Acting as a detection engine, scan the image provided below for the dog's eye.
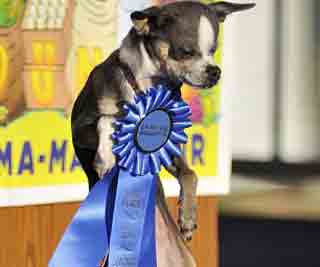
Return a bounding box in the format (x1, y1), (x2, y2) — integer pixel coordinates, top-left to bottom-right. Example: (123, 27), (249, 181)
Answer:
(179, 47), (195, 58)
(170, 46), (197, 60)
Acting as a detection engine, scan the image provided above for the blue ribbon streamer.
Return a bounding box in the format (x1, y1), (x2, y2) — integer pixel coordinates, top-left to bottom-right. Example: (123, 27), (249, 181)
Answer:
(49, 167), (157, 267)
(108, 169), (157, 267)
(49, 167), (118, 267)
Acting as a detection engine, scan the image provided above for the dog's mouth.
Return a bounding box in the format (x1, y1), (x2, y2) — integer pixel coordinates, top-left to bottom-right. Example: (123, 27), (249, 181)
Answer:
(180, 76), (219, 89)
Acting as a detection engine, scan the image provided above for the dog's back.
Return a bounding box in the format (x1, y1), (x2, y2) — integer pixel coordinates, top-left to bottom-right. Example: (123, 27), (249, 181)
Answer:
(71, 50), (125, 189)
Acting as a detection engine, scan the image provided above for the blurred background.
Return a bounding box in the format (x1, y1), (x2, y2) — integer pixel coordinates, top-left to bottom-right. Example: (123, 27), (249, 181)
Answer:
(220, 0), (320, 266)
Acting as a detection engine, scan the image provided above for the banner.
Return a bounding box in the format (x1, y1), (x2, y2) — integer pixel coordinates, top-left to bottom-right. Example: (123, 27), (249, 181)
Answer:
(0, 0), (230, 207)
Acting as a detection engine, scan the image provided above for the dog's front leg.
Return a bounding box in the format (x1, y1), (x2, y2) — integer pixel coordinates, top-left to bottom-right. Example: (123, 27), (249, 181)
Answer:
(94, 115), (116, 178)
(166, 157), (198, 241)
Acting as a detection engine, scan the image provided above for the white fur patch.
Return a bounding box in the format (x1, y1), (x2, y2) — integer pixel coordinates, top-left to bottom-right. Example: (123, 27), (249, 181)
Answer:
(198, 15), (215, 64)
(138, 42), (158, 79)
(94, 116), (116, 177)
(127, 42), (159, 92)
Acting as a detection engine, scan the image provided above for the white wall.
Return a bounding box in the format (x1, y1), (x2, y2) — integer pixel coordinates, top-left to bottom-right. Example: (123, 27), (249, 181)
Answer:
(223, 0), (276, 161)
(224, 0), (320, 163)
(279, 0), (320, 162)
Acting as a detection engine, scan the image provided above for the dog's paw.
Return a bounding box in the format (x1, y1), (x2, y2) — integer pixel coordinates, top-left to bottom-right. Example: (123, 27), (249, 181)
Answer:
(178, 196), (198, 242)
(93, 150), (116, 178)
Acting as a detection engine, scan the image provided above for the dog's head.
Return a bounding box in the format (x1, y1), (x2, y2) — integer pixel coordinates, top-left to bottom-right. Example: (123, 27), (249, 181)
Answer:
(129, 1), (255, 89)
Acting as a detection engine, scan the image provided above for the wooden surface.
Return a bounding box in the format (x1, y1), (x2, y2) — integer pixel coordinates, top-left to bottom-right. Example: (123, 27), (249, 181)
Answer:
(0, 197), (218, 267)
(221, 175), (320, 220)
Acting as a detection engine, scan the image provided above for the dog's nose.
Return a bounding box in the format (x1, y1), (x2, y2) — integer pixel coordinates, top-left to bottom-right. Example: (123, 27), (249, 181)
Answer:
(206, 65), (221, 81)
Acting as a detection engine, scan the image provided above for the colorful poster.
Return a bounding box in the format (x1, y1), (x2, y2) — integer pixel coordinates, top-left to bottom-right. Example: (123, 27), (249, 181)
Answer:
(0, 0), (229, 207)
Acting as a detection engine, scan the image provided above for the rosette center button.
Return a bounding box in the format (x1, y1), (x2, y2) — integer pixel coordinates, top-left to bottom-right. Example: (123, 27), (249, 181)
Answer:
(136, 110), (171, 152)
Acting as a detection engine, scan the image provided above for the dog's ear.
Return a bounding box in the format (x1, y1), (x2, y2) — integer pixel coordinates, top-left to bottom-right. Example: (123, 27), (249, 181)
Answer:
(131, 7), (173, 35)
(209, 1), (255, 22)
(131, 10), (153, 35)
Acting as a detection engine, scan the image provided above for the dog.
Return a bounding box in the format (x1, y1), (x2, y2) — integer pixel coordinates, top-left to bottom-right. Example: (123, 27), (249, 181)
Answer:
(71, 1), (255, 266)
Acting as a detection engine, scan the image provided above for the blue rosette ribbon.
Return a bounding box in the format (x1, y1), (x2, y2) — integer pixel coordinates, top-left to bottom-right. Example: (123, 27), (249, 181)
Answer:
(49, 84), (191, 267)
